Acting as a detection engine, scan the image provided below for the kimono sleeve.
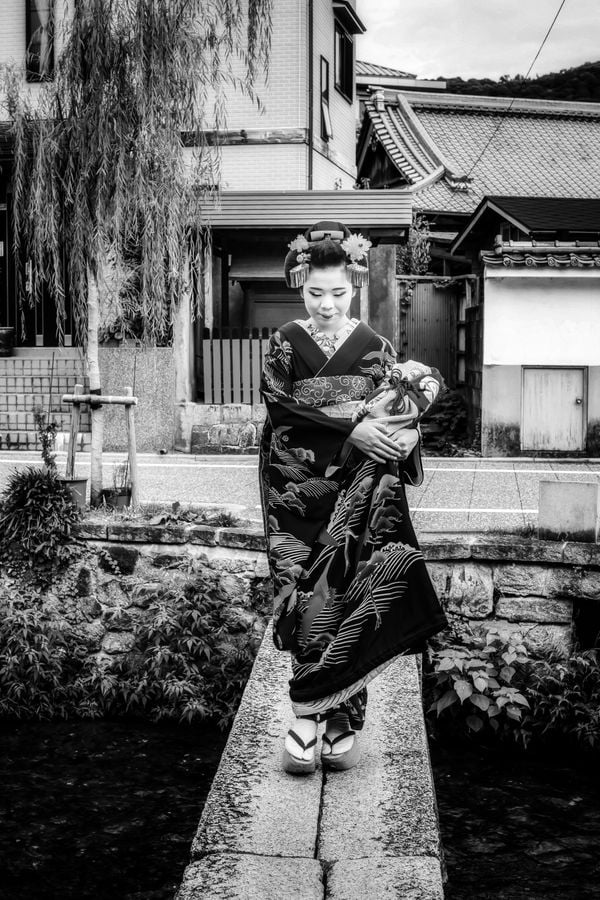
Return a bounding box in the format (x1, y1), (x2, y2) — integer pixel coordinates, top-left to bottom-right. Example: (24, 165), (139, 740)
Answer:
(259, 330), (357, 472)
(379, 337), (425, 487)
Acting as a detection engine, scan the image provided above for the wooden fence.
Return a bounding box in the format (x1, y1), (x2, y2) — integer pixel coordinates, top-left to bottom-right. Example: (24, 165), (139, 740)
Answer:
(200, 328), (274, 404)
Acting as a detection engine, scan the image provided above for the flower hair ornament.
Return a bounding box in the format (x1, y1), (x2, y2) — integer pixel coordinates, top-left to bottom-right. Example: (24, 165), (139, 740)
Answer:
(283, 219), (372, 289)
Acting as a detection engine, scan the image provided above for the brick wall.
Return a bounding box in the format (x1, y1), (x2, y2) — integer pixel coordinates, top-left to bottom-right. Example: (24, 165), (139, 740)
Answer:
(220, 144), (307, 190)
(311, 0), (358, 184)
(311, 148), (356, 189)
(210, 0), (308, 132)
(0, 352), (90, 452)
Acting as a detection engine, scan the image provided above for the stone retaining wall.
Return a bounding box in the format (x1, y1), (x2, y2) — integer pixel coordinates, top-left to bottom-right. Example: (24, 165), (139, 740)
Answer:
(52, 523), (599, 663)
(179, 403), (266, 454)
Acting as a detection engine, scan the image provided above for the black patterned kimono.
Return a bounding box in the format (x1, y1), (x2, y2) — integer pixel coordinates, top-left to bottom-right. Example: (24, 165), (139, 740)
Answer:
(258, 319), (449, 728)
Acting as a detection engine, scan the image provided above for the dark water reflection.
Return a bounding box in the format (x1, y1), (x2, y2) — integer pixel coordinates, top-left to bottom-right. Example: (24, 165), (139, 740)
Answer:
(430, 737), (600, 900)
(0, 718), (229, 900)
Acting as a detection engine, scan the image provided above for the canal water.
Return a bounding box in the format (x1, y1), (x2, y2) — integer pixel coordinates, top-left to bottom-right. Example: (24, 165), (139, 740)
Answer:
(430, 736), (600, 900)
(3, 719), (599, 899)
(0, 718), (229, 900)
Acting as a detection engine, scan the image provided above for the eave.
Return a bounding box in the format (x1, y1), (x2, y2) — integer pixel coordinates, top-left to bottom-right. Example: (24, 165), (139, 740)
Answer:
(202, 190), (412, 230)
(333, 1), (367, 34)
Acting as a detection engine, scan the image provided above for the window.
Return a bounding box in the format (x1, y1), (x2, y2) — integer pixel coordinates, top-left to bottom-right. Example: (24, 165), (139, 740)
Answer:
(26, 0), (54, 82)
(320, 56), (333, 141)
(334, 21), (353, 101)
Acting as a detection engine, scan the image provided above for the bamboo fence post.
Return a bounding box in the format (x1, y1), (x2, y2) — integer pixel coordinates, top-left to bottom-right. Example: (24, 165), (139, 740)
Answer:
(125, 386), (139, 509)
(65, 383), (83, 479)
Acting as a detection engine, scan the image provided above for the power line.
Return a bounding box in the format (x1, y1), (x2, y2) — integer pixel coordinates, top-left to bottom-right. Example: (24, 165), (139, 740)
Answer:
(464, 0), (568, 181)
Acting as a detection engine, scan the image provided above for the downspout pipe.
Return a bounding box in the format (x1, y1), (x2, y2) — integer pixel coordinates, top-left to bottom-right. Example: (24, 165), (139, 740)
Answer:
(308, 0), (314, 190)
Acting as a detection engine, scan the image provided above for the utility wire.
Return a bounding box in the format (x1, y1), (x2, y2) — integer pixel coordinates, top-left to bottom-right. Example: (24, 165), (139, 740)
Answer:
(464, 0), (568, 181)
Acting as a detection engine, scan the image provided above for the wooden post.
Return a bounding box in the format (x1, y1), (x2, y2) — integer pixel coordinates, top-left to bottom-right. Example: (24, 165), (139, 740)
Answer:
(125, 386), (139, 509)
(65, 383), (83, 479)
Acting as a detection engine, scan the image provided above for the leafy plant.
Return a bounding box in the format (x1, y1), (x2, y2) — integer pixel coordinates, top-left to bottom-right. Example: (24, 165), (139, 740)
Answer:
(0, 597), (100, 719)
(425, 625), (532, 742)
(32, 406), (59, 470)
(397, 213), (431, 275)
(521, 647), (600, 750)
(0, 465), (85, 587)
(94, 571), (265, 728)
(0, 567), (267, 726)
(143, 501), (243, 528)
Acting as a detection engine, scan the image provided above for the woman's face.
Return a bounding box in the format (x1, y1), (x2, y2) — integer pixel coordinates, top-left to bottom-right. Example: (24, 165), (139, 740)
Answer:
(301, 264), (353, 328)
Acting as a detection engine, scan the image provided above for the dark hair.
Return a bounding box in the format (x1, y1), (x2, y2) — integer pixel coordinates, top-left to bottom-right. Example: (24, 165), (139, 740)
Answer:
(308, 238), (347, 271)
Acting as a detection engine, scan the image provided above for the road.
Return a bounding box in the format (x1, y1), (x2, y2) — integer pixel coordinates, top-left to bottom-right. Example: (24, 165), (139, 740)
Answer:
(1, 451), (599, 532)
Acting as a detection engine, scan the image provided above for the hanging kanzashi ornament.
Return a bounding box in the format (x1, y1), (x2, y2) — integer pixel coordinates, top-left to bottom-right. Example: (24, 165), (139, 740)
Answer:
(341, 233), (372, 287)
(287, 234), (311, 287)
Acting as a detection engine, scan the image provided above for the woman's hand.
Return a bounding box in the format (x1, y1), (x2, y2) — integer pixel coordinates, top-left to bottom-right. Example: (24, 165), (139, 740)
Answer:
(346, 420), (407, 463)
(387, 426), (419, 459)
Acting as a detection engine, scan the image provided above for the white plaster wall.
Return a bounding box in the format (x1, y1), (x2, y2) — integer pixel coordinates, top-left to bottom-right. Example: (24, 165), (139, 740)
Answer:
(483, 268), (600, 366)
(0, 0), (72, 111)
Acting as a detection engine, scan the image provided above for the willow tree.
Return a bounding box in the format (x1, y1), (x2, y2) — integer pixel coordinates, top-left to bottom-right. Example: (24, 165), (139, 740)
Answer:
(4, 0), (271, 505)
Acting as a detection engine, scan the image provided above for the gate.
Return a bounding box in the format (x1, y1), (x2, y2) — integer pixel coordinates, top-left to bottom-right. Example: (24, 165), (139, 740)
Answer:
(199, 328), (273, 404)
(397, 278), (459, 388)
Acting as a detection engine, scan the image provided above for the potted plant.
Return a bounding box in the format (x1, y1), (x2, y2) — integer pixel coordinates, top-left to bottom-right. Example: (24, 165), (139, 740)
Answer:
(101, 461), (132, 509)
(0, 324), (15, 356)
(33, 406), (89, 509)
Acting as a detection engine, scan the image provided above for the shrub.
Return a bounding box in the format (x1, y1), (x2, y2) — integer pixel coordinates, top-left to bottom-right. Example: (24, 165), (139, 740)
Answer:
(0, 465), (85, 587)
(425, 620), (600, 753)
(0, 568), (266, 727)
(0, 596), (100, 719)
(521, 647), (600, 750)
(424, 625), (533, 746)
(100, 571), (264, 728)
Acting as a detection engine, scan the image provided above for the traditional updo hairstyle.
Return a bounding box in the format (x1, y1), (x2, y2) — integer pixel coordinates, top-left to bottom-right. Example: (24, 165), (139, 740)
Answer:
(283, 220), (371, 290)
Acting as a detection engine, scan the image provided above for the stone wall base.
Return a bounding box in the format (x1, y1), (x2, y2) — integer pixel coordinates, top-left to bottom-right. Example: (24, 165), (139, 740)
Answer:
(176, 402), (267, 453)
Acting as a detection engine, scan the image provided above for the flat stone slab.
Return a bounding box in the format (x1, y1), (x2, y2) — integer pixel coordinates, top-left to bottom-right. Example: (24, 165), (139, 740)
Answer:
(182, 633), (445, 900)
(538, 479), (600, 542)
(327, 858), (444, 900)
(319, 656), (443, 862)
(176, 855), (323, 900)
(191, 631), (322, 859)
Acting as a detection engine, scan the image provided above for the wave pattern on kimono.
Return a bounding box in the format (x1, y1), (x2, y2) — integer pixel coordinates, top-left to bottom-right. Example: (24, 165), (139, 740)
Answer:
(258, 320), (449, 725)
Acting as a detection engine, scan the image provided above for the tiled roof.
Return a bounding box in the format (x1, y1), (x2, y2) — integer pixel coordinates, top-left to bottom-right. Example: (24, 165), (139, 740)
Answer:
(362, 91), (600, 216)
(478, 196), (600, 233)
(357, 60), (416, 79)
(481, 246), (600, 268)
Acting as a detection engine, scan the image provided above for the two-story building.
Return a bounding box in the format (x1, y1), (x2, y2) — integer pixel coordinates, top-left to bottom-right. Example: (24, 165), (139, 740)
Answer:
(0, 0), (413, 453)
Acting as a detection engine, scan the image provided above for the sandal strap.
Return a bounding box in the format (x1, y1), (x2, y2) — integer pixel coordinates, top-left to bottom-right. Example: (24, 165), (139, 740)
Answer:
(322, 729), (355, 749)
(287, 728), (317, 752)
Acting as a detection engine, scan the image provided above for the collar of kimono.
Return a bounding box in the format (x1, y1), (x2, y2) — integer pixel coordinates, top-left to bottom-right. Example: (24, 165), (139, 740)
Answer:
(279, 320), (377, 377)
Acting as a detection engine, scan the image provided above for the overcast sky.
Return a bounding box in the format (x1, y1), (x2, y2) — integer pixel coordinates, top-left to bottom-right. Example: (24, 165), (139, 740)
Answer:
(355, 0), (600, 80)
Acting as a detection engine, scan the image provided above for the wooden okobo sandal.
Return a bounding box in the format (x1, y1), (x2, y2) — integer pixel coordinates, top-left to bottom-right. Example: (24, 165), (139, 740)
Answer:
(282, 728), (318, 774)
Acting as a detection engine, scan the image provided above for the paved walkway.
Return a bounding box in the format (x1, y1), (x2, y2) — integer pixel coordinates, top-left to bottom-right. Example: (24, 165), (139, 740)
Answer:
(1, 451), (599, 533)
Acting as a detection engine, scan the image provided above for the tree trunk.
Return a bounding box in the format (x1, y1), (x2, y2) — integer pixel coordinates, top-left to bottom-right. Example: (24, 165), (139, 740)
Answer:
(86, 265), (104, 506)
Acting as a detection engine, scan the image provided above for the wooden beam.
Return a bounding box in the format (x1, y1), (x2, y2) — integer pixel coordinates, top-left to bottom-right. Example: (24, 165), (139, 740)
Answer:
(62, 393), (138, 405)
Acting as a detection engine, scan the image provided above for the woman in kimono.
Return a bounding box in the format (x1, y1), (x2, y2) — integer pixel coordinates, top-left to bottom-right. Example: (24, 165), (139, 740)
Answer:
(258, 220), (449, 774)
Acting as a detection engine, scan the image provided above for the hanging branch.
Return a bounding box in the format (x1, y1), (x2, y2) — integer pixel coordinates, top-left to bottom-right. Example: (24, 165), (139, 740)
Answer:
(2, 0), (272, 506)
(3, 0), (273, 350)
